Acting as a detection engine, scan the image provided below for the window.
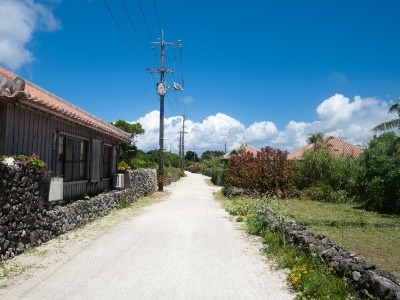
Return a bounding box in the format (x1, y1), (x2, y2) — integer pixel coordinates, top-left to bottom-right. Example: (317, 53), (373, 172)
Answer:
(103, 145), (112, 178)
(58, 135), (87, 181)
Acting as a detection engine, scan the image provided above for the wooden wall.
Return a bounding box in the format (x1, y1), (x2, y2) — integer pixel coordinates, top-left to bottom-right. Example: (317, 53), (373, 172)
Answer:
(0, 102), (122, 200)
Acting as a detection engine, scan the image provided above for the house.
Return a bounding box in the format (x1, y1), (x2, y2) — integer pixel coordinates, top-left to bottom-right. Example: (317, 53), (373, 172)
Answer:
(287, 136), (364, 160)
(0, 66), (131, 200)
(223, 144), (259, 160)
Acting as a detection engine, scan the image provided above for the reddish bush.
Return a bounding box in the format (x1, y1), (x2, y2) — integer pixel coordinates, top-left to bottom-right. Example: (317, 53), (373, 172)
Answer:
(226, 146), (295, 198)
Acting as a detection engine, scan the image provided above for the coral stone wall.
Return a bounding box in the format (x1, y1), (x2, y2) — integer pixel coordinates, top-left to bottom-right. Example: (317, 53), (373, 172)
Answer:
(256, 206), (400, 299)
(0, 165), (171, 260)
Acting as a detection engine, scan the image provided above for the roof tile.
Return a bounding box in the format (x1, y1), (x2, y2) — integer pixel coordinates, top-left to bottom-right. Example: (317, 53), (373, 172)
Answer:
(0, 66), (131, 143)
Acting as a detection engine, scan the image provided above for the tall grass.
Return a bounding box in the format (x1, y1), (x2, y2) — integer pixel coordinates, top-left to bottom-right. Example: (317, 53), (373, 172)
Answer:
(294, 147), (359, 204)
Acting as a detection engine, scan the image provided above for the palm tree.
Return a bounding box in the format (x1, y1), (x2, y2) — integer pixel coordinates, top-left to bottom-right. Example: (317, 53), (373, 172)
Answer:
(306, 132), (326, 151)
(372, 97), (400, 132)
(307, 132), (324, 145)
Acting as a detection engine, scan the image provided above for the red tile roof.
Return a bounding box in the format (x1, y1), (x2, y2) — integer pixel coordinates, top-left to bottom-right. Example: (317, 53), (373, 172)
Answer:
(287, 136), (364, 160)
(0, 66), (131, 143)
(223, 144), (260, 159)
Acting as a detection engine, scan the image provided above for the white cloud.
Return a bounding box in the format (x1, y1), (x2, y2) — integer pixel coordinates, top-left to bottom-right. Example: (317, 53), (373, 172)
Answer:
(133, 95), (393, 154)
(0, 0), (61, 70)
(316, 94), (362, 125)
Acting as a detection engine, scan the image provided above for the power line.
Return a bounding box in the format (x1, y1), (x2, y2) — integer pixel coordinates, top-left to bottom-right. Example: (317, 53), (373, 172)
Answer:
(152, 0), (162, 33)
(137, 0), (158, 63)
(103, 0), (137, 57)
(121, 0), (147, 53)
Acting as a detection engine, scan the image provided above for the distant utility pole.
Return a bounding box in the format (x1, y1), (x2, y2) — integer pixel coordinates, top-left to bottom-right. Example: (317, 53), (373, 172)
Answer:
(147, 30), (182, 191)
(178, 114), (188, 170)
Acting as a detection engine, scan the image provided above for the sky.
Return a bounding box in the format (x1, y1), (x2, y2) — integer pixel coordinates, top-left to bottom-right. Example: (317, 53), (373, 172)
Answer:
(1, 0), (400, 154)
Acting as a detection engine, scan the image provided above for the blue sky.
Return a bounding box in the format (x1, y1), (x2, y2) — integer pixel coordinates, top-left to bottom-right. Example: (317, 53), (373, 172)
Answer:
(1, 0), (400, 153)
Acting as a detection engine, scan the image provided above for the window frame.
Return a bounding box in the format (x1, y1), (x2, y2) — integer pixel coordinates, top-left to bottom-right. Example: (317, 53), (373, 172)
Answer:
(57, 133), (88, 182)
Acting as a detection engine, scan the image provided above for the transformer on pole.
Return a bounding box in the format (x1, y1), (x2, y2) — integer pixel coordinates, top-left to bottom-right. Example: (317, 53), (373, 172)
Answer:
(147, 30), (182, 191)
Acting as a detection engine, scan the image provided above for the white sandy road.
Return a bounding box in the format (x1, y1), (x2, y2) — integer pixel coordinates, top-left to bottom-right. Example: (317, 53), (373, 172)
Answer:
(1, 172), (294, 300)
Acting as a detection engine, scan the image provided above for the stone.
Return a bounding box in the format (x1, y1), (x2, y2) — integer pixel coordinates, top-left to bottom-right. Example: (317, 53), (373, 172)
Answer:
(352, 271), (362, 282)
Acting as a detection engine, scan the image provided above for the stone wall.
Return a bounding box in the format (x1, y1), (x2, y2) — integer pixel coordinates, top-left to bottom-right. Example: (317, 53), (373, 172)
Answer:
(0, 164), (164, 260)
(256, 205), (400, 299)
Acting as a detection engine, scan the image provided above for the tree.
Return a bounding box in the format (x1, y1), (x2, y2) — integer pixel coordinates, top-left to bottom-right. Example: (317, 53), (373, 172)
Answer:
(112, 119), (145, 138)
(185, 150), (199, 163)
(372, 97), (400, 132)
(201, 150), (224, 160)
(357, 132), (400, 214)
(111, 119), (145, 169)
(307, 132), (324, 145)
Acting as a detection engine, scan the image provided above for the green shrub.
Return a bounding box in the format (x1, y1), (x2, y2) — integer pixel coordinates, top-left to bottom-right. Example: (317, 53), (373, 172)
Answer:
(295, 147), (359, 204)
(227, 199), (253, 216)
(118, 161), (131, 172)
(356, 132), (400, 214)
(263, 229), (355, 299)
(211, 167), (226, 186)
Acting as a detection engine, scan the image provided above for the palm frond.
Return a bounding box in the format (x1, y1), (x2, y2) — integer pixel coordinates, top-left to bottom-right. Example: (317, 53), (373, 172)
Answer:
(388, 103), (400, 114)
(372, 118), (400, 132)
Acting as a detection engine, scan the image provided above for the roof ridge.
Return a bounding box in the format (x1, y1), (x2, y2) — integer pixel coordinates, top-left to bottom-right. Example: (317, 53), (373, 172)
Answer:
(0, 66), (130, 141)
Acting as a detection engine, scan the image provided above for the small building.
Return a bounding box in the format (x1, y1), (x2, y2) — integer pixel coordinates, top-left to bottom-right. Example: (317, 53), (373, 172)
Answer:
(0, 66), (131, 200)
(287, 136), (364, 160)
(222, 144), (260, 160)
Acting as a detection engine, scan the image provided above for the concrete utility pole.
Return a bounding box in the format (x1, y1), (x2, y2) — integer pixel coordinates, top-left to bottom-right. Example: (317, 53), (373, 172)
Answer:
(148, 30), (182, 191)
(178, 114), (188, 170)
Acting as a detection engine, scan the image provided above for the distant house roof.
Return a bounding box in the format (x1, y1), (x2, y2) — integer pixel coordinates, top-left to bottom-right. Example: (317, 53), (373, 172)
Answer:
(0, 66), (131, 143)
(223, 144), (260, 160)
(287, 136), (364, 160)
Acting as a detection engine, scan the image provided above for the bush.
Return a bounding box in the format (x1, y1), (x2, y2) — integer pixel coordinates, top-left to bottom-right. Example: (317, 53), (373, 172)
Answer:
(295, 147), (359, 204)
(356, 132), (400, 214)
(211, 167), (226, 186)
(226, 146), (295, 199)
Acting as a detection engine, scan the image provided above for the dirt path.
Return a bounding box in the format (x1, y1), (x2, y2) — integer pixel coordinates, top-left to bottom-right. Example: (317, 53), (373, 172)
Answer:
(0, 172), (294, 300)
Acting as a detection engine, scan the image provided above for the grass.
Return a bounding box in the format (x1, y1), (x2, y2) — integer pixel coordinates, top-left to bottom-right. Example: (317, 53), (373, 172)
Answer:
(0, 261), (29, 279)
(283, 198), (400, 227)
(219, 193), (399, 298)
(261, 230), (356, 300)
(279, 198), (400, 277)
(25, 247), (50, 257)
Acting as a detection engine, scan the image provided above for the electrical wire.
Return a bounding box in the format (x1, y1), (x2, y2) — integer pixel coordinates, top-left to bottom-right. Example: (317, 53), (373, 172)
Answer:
(152, 0), (162, 34)
(121, 0), (147, 54)
(137, 0), (158, 63)
(103, 0), (138, 58)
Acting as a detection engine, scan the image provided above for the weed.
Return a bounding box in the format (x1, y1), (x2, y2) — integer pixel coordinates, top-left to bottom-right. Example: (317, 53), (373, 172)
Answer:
(0, 262), (28, 279)
(116, 198), (132, 210)
(26, 247), (50, 257)
(262, 229), (355, 299)
(227, 199), (253, 216)
(235, 216), (244, 222)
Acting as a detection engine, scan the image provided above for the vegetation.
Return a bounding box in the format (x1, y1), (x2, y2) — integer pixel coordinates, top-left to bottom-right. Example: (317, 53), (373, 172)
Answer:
(217, 129), (400, 296)
(294, 146), (359, 204)
(355, 132), (400, 214)
(273, 198), (400, 277)
(225, 146), (295, 198)
(372, 97), (400, 132)
(221, 195), (357, 299)
(111, 119), (145, 170)
(262, 230), (355, 300)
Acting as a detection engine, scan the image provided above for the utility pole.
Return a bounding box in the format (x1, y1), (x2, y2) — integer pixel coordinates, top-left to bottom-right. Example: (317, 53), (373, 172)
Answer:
(147, 30), (182, 191)
(178, 131), (182, 157)
(179, 114), (188, 170)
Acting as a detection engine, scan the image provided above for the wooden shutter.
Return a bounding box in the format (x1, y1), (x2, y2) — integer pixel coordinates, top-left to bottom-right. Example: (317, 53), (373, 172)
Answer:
(90, 140), (102, 182)
(111, 145), (117, 177)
